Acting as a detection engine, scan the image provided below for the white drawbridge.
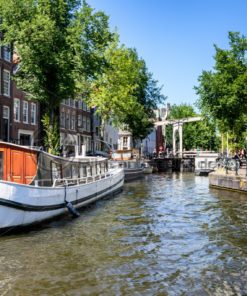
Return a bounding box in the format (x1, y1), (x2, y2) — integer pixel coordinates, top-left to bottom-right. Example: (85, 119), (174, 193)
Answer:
(155, 117), (202, 157)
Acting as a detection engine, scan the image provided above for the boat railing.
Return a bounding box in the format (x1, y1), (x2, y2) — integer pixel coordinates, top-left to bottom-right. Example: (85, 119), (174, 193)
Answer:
(108, 161), (120, 169)
(51, 171), (115, 187)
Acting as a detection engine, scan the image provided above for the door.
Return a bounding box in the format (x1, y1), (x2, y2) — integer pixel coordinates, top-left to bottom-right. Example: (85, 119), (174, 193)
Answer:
(2, 106), (10, 142)
(20, 134), (31, 146)
(0, 151), (3, 180)
(11, 149), (24, 183)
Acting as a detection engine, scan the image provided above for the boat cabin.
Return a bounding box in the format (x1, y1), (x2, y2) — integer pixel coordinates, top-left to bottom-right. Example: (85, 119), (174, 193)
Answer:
(0, 142), (109, 187)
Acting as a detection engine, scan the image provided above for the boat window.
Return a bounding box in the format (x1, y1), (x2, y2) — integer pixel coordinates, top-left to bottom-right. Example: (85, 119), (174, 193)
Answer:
(97, 164), (101, 174)
(51, 162), (61, 180)
(101, 162), (106, 173)
(0, 152), (3, 180)
(79, 165), (87, 177)
(63, 164), (72, 179)
(86, 166), (92, 176)
(71, 164), (78, 179)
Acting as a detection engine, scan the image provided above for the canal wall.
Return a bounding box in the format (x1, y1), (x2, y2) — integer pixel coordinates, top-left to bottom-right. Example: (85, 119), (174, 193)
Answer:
(209, 168), (247, 193)
(150, 158), (195, 172)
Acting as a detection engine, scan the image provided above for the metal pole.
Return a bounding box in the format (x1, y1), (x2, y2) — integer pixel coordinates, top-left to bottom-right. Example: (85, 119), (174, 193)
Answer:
(227, 132), (229, 157)
(221, 133), (224, 155)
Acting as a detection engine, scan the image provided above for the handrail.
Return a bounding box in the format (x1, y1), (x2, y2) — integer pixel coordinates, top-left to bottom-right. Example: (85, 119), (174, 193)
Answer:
(33, 166), (120, 187)
(51, 170), (117, 187)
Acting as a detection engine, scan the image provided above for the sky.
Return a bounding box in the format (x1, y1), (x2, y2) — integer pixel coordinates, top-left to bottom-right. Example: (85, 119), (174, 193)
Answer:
(87, 0), (247, 107)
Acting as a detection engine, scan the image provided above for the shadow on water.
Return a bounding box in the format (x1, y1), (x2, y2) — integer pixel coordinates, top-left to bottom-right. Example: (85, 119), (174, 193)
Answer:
(0, 188), (125, 237)
(0, 173), (247, 295)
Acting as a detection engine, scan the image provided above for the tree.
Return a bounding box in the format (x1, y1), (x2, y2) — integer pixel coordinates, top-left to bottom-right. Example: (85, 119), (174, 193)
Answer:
(87, 38), (165, 141)
(125, 65), (166, 141)
(0, 0), (113, 154)
(166, 104), (220, 151)
(0, 0), (165, 151)
(195, 32), (247, 143)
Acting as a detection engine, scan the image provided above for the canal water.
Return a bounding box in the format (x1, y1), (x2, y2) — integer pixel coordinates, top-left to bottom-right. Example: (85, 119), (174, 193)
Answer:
(0, 173), (247, 296)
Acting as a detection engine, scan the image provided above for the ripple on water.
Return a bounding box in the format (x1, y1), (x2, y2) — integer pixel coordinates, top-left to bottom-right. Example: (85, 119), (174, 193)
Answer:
(0, 173), (247, 295)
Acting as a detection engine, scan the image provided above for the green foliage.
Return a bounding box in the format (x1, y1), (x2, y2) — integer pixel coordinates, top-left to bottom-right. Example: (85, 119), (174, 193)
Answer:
(195, 32), (247, 143)
(127, 64), (166, 140)
(0, 0), (113, 153)
(41, 113), (60, 155)
(166, 104), (220, 151)
(68, 1), (114, 93)
(0, 0), (80, 106)
(88, 37), (166, 140)
(0, 0), (165, 148)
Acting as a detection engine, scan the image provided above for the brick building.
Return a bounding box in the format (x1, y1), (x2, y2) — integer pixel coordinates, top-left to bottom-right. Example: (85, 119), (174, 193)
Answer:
(0, 42), (12, 142)
(60, 99), (92, 156)
(0, 40), (40, 146)
(12, 81), (40, 146)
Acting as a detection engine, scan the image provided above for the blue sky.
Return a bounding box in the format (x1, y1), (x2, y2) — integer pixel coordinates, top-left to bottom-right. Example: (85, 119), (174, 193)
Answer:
(87, 0), (247, 107)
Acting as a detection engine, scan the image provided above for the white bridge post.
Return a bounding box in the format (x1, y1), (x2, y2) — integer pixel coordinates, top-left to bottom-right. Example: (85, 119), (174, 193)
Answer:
(155, 116), (202, 158)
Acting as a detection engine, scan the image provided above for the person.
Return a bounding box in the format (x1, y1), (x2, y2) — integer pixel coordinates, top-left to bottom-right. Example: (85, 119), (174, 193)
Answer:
(152, 148), (157, 158)
(240, 148), (246, 159)
(233, 151), (242, 166)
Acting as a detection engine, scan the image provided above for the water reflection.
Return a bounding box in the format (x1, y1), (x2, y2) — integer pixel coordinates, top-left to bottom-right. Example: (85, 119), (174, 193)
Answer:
(0, 173), (247, 295)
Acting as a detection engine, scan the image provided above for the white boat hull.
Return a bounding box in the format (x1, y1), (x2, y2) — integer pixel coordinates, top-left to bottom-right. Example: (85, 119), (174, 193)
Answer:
(0, 168), (124, 230)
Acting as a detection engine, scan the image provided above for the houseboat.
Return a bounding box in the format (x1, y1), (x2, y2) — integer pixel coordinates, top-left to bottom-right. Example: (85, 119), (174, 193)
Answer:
(109, 160), (144, 181)
(0, 142), (124, 232)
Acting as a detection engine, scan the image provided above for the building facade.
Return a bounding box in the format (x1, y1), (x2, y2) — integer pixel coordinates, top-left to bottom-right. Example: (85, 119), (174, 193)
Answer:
(12, 81), (40, 146)
(60, 99), (92, 156)
(0, 42), (12, 142)
(0, 39), (40, 146)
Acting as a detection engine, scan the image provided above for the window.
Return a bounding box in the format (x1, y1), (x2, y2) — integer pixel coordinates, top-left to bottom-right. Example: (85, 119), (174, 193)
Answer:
(3, 46), (11, 62)
(65, 111), (70, 129)
(77, 114), (82, 127)
(51, 162), (62, 181)
(3, 70), (10, 97)
(60, 111), (65, 128)
(123, 137), (128, 148)
(3, 106), (9, 119)
(14, 98), (20, 122)
(71, 114), (75, 130)
(23, 101), (28, 123)
(70, 99), (75, 108)
(82, 116), (86, 129)
(19, 134), (31, 146)
(86, 117), (91, 132)
(78, 100), (82, 109)
(79, 164), (87, 178)
(2, 106), (10, 142)
(82, 102), (87, 111)
(31, 103), (36, 125)
(71, 165), (78, 178)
